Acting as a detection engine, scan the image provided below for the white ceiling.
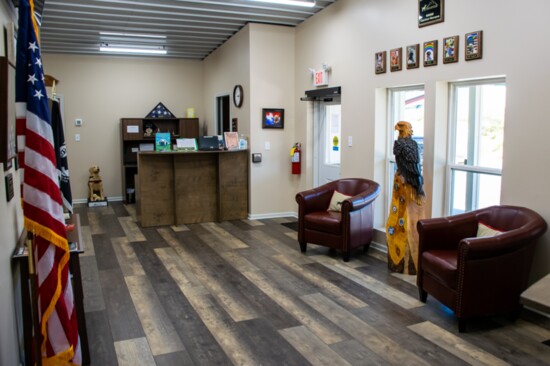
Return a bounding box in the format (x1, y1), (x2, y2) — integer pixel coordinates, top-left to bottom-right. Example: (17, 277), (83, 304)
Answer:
(34, 0), (337, 59)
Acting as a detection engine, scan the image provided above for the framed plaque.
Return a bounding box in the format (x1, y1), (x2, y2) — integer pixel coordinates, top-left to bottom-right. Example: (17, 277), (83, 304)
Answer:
(0, 57), (16, 170)
(419, 0), (444, 27)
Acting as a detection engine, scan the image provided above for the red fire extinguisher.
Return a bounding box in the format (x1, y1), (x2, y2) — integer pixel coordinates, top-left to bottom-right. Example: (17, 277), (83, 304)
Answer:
(291, 143), (301, 175)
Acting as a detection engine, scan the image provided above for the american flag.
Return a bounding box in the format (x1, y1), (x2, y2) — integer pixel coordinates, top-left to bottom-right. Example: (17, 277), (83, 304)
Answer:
(15, 0), (81, 364)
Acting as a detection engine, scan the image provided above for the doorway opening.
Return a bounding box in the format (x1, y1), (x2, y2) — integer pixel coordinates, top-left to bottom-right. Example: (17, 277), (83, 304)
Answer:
(314, 97), (341, 186)
(216, 94), (230, 135)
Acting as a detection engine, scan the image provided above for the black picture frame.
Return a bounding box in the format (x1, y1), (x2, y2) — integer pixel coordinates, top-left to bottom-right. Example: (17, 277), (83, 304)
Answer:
(262, 108), (284, 129)
(419, 0), (444, 28)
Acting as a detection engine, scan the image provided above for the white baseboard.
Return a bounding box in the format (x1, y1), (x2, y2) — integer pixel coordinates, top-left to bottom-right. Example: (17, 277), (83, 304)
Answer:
(248, 211), (297, 220)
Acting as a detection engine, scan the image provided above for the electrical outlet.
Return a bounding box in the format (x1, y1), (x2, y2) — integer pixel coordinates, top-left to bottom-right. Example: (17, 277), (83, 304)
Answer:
(75, 134), (80, 142)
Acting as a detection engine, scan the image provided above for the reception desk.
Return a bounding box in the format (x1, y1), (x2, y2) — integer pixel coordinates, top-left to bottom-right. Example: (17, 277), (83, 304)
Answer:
(137, 149), (248, 227)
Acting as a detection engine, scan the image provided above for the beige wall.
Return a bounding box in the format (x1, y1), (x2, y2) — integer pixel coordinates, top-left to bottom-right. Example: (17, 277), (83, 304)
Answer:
(42, 54), (204, 200)
(293, 0), (550, 279)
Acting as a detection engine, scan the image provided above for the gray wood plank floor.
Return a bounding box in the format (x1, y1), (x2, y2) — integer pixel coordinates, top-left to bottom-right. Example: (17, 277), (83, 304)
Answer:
(76, 203), (550, 365)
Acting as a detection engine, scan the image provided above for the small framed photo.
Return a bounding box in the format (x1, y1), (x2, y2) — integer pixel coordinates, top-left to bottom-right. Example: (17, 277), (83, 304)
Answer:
(419, 0), (444, 27)
(224, 131), (239, 150)
(390, 48), (402, 72)
(262, 108), (284, 129)
(423, 40), (438, 67)
(375, 51), (386, 74)
(406, 44), (420, 69)
(465, 30), (483, 60)
(443, 35), (459, 63)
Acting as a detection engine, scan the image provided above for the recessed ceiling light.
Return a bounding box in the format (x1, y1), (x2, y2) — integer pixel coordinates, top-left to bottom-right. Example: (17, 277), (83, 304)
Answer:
(99, 44), (167, 55)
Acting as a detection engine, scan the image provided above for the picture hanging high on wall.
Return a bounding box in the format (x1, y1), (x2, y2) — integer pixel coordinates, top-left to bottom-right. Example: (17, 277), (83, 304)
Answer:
(375, 51), (386, 74)
(406, 44), (420, 69)
(390, 48), (402, 72)
(418, 0), (444, 27)
(423, 40), (438, 67)
(443, 35), (459, 63)
(465, 30), (483, 60)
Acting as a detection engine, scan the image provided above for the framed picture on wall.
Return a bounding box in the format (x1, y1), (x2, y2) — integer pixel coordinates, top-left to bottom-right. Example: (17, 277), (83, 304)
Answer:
(406, 44), (420, 69)
(0, 57), (16, 170)
(423, 40), (438, 67)
(390, 47), (402, 72)
(374, 51), (386, 74)
(262, 108), (284, 129)
(443, 35), (459, 63)
(465, 30), (483, 60)
(418, 0), (444, 27)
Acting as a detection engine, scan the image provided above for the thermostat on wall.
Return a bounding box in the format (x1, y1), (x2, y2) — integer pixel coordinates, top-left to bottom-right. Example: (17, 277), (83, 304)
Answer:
(252, 153), (262, 163)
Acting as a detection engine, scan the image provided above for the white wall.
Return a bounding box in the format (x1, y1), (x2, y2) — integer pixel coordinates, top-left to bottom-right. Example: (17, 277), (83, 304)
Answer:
(294, 0), (550, 279)
(42, 54), (204, 200)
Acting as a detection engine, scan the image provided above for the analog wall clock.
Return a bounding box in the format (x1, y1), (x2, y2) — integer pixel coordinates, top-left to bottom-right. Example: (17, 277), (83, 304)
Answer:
(233, 84), (243, 108)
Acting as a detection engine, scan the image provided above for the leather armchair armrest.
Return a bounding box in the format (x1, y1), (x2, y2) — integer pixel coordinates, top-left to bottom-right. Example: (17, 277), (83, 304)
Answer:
(417, 214), (478, 252)
(296, 186), (334, 214)
(459, 227), (541, 260)
(343, 184), (381, 212)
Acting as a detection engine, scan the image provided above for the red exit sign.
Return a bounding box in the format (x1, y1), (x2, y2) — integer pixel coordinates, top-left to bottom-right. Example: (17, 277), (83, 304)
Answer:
(313, 69), (328, 86)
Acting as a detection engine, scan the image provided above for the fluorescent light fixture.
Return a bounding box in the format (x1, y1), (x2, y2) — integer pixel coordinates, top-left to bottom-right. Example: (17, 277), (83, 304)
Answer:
(100, 32), (166, 39)
(250, 0), (315, 7)
(99, 45), (167, 55)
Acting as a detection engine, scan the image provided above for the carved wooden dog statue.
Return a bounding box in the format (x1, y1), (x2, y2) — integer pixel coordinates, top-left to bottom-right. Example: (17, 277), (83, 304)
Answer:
(88, 165), (105, 201)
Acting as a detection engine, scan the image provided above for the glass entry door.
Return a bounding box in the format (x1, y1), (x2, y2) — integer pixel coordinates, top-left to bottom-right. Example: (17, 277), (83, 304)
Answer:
(315, 97), (341, 186)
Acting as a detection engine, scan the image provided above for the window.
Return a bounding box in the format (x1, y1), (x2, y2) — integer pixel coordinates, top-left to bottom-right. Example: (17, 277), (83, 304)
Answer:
(447, 78), (506, 214)
(386, 86), (425, 213)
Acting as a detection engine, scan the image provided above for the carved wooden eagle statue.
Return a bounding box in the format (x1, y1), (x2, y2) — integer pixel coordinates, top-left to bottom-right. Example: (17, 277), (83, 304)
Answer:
(393, 121), (425, 199)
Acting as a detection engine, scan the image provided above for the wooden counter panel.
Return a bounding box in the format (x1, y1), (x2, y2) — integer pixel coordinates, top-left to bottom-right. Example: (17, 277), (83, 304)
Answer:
(174, 154), (218, 224)
(219, 151), (248, 221)
(138, 154), (175, 227)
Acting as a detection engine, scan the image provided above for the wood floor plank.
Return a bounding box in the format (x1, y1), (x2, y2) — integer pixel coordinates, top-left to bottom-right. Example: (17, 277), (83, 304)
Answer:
(330, 339), (388, 365)
(408, 321), (511, 366)
(155, 247), (258, 366)
(118, 216), (146, 242)
(171, 224), (190, 232)
(123, 203), (137, 221)
(125, 275), (185, 356)
(111, 202), (130, 217)
(236, 318), (309, 366)
(157, 227), (258, 322)
(80, 255), (105, 312)
(79, 224), (95, 257)
(93, 234), (121, 271)
(242, 218), (265, 226)
(312, 254), (425, 309)
(99, 268), (145, 341)
(154, 350), (196, 366)
(114, 337), (155, 366)
(88, 211), (105, 235)
(200, 222), (249, 249)
(248, 229), (315, 265)
(279, 325), (352, 366)
(111, 237), (146, 277)
(135, 244), (229, 365)
(242, 270), (349, 344)
(272, 254), (368, 309)
(302, 292), (430, 365)
(84, 310), (118, 366)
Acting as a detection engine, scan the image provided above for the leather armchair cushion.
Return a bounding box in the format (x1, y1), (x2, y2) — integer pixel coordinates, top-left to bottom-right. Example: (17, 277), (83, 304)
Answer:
(422, 250), (458, 289)
(304, 211), (342, 235)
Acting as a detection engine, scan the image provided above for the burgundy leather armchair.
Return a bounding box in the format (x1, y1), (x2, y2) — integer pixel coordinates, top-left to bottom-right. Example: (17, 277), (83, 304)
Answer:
(417, 205), (547, 332)
(295, 178), (380, 262)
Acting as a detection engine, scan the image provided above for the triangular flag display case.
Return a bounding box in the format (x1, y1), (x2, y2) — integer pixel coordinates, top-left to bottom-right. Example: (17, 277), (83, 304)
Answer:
(146, 102), (176, 118)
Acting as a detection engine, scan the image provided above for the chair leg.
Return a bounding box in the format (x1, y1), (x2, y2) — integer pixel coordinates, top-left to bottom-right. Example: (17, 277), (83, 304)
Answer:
(299, 241), (307, 253)
(458, 318), (467, 333)
(342, 251), (350, 262)
(419, 289), (427, 303)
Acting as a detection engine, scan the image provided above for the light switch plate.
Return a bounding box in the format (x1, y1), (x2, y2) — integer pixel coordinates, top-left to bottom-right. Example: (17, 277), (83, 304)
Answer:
(75, 118), (83, 126)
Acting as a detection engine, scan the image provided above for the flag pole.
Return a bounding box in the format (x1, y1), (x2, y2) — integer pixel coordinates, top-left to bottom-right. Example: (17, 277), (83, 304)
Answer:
(26, 232), (43, 366)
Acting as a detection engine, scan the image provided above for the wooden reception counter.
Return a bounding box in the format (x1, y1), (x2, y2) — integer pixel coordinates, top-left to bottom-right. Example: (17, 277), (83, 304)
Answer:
(137, 150), (248, 227)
